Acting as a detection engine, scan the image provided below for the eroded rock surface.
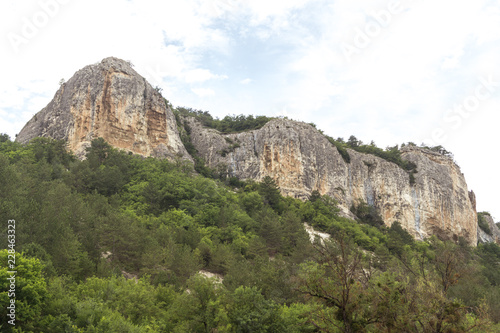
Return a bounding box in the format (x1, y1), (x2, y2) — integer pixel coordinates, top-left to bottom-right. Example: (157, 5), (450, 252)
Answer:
(17, 57), (189, 160)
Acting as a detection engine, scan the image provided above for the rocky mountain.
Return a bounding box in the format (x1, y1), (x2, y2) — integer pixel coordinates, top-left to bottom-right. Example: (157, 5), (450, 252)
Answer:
(16, 57), (485, 245)
(17, 57), (189, 160)
(183, 116), (478, 245)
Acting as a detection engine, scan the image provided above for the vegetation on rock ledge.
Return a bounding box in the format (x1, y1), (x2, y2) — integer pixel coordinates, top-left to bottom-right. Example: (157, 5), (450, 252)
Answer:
(174, 107), (273, 133)
(478, 211), (493, 236)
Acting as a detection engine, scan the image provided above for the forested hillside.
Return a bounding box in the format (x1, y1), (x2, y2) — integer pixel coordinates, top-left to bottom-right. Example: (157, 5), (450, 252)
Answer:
(1, 135), (499, 332)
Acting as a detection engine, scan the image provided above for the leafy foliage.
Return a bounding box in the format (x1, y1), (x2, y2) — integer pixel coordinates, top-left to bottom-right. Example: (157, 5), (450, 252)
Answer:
(478, 212), (493, 236)
(321, 133), (424, 185)
(350, 199), (384, 228)
(0, 135), (499, 332)
(175, 107), (273, 133)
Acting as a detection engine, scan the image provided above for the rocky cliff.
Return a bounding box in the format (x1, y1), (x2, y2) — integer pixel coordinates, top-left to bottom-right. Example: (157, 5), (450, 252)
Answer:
(183, 116), (478, 245)
(16, 57), (481, 245)
(17, 57), (189, 160)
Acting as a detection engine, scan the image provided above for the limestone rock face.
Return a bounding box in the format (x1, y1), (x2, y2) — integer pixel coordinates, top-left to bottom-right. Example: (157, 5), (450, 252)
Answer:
(400, 146), (477, 244)
(17, 57), (189, 160)
(185, 117), (478, 245)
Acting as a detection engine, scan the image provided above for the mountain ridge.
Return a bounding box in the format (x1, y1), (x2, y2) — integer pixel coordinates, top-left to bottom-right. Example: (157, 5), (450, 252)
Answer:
(16, 57), (495, 246)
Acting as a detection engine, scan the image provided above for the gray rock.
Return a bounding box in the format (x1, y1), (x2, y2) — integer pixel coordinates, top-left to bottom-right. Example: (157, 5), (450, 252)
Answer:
(17, 57), (190, 160)
(15, 56), (481, 246)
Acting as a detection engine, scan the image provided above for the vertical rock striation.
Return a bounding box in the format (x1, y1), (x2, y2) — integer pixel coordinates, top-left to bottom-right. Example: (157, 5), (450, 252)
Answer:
(16, 57), (189, 160)
(185, 117), (478, 245)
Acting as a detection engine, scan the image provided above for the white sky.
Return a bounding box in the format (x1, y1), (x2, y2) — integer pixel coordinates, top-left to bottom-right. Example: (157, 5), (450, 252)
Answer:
(1, 0), (499, 220)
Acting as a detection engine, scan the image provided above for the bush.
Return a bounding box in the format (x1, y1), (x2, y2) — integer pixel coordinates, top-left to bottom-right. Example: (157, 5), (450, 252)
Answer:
(325, 136), (350, 163)
(350, 199), (384, 228)
(478, 212), (492, 236)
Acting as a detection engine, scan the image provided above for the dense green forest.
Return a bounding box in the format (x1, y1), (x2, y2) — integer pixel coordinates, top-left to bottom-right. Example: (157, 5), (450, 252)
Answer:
(1, 134), (500, 332)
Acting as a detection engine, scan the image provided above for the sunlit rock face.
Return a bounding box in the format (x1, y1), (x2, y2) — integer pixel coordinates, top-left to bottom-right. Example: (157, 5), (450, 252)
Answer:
(17, 57), (189, 160)
(185, 117), (478, 245)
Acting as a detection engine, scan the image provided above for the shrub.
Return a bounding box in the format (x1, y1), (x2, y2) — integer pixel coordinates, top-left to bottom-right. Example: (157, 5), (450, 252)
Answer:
(350, 199), (384, 228)
(175, 107), (273, 133)
(478, 212), (492, 236)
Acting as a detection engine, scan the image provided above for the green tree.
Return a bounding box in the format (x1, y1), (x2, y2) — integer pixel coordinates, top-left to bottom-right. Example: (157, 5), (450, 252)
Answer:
(167, 274), (229, 332)
(298, 234), (374, 332)
(258, 176), (281, 210)
(347, 135), (360, 148)
(478, 212), (492, 236)
(227, 286), (286, 332)
(386, 222), (414, 256)
(86, 137), (112, 166)
(0, 133), (10, 142)
(308, 190), (321, 203)
(350, 199), (384, 228)
(0, 250), (48, 331)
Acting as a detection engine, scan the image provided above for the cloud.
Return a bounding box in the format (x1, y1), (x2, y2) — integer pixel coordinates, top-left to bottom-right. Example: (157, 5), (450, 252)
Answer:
(0, 0), (234, 137)
(269, 0), (500, 139)
(185, 69), (228, 83)
(191, 87), (215, 97)
(240, 78), (252, 84)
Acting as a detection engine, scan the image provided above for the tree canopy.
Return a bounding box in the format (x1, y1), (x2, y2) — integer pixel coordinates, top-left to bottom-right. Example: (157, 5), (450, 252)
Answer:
(0, 135), (498, 332)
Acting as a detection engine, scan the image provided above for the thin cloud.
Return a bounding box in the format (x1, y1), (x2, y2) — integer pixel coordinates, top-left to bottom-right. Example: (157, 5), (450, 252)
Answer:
(191, 87), (215, 97)
(185, 69), (228, 83)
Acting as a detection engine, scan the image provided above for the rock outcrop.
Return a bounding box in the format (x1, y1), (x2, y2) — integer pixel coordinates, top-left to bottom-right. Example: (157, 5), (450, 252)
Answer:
(184, 117), (478, 245)
(478, 214), (500, 245)
(17, 57), (189, 160)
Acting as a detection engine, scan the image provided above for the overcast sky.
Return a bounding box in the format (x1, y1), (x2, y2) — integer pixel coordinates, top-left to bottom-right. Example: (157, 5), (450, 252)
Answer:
(1, 0), (499, 220)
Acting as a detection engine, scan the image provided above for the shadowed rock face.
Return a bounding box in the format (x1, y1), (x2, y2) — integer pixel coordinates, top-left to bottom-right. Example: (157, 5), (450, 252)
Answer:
(184, 116), (478, 245)
(17, 57), (190, 160)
